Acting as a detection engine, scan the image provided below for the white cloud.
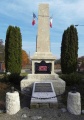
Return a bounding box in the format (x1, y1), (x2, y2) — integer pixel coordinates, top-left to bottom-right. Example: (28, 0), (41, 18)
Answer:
(1, 0), (84, 25)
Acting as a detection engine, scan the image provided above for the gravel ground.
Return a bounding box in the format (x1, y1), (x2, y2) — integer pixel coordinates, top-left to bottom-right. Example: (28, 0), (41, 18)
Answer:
(0, 107), (84, 120)
(0, 95), (84, 120)
(0, 90), (84, 120)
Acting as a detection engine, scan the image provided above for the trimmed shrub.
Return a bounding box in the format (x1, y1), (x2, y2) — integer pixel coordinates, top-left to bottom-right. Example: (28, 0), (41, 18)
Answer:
(59, 73), (82, 86)
(61, 25), (78, 74)
(5, 26), (22, 75)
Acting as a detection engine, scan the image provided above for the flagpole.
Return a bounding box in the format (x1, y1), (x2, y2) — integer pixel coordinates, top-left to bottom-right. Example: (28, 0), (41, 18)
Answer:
(75, 24), (84, 27)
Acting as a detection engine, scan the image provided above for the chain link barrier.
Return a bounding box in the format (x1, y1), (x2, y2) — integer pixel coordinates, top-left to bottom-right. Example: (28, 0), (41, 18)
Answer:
(11, 86), (64, 100)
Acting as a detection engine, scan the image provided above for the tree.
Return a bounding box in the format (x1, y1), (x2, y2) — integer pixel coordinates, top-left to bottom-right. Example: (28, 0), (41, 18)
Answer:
(54, 59), (61, 64)
(61, 25), (78, 74)
(5, 25), (22, 75)
(0, 39), (5, 62)
(22, 50), (30, 68)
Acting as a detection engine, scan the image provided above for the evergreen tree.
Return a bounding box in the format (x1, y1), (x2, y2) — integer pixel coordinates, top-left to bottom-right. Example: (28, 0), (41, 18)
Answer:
(5, 25), (22, 75)
(0, 39), (5, 62)
(61, 25), (78, 74)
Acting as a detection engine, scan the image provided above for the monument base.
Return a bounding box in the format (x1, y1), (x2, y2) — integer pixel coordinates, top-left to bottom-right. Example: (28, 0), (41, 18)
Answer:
(20, 73), (65, 95)
(32, 52), (56, 60)
(31, 52), (56, 74)
(30, 82), (58, 108)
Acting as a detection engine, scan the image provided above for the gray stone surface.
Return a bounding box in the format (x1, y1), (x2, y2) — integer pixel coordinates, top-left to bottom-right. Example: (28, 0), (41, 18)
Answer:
(32, 52), (55, 60)
(31, 116), (42, 120)
(28, 74), (59, 80)
(61, 108), (67, 113)
(67, 92), (81, 115)
(6, 91), (20, 115)
(0, 107), (84, 120)
(36, 4), (50, 52)
(30, 82), (57, 108)
(21, 76), (65, 95)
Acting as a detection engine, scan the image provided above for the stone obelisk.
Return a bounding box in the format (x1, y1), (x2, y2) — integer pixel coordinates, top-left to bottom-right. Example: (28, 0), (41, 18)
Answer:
(37, 4), (50, 52)
(32, 4), (55, 74)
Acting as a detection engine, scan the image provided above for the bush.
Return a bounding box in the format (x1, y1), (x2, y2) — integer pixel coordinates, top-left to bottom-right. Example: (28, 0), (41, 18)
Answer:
(8, 73), (23, 85)
(59, 73), (82, 86)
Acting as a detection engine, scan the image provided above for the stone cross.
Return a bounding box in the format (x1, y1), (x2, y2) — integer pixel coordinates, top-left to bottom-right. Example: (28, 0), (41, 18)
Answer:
(36, 4), (50, 52)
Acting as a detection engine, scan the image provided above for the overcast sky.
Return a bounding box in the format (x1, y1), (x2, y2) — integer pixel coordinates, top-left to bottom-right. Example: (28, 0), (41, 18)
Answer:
(0, 0), (84, 59)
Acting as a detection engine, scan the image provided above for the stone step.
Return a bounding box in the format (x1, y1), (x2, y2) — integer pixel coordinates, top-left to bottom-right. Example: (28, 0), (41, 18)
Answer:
(28, 74), (59, 80)
(30, 103), (58, 108)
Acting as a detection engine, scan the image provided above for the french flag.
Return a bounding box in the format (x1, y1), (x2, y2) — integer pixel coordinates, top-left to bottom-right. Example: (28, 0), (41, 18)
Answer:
(50, 17), (53, 28)
(32, 13), (36, 25)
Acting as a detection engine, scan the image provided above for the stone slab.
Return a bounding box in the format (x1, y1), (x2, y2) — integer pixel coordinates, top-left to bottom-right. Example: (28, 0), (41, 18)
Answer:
(30, 103), (50, 108)
(30, 82), (58, 107)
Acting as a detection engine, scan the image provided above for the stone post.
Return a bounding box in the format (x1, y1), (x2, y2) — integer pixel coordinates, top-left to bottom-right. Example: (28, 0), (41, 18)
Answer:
(51, 61), (54, 74)
(32, 61), (34, 74)
(67, 92), (81, 115)
(6, 91), (20, 115)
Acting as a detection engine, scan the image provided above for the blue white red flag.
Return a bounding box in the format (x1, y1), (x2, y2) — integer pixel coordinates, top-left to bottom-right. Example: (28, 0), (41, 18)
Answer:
(33, 13), (36, 18)
(32, 13), (36, 25)
(50, 17), (53, 28)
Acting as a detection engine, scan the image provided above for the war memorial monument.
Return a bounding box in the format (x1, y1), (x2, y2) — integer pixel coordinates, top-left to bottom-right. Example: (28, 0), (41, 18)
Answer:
(5, 4), (81, 115)
(21, 4), (65, 96)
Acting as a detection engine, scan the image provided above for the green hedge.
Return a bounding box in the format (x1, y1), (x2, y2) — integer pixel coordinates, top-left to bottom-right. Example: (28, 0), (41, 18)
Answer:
(59, 73), (82, 86)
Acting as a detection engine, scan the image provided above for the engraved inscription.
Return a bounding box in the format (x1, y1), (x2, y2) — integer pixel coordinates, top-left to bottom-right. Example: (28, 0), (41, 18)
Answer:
(35, 83), (53, 92)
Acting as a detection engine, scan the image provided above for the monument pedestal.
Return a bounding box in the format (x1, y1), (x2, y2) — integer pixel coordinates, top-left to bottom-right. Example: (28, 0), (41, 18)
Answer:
(31, 52), (55, 74)
(21, 74), (65, 95)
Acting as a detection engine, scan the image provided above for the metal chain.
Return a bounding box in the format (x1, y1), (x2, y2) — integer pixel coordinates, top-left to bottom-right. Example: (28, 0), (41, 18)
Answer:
(12, 86), (64, 100)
